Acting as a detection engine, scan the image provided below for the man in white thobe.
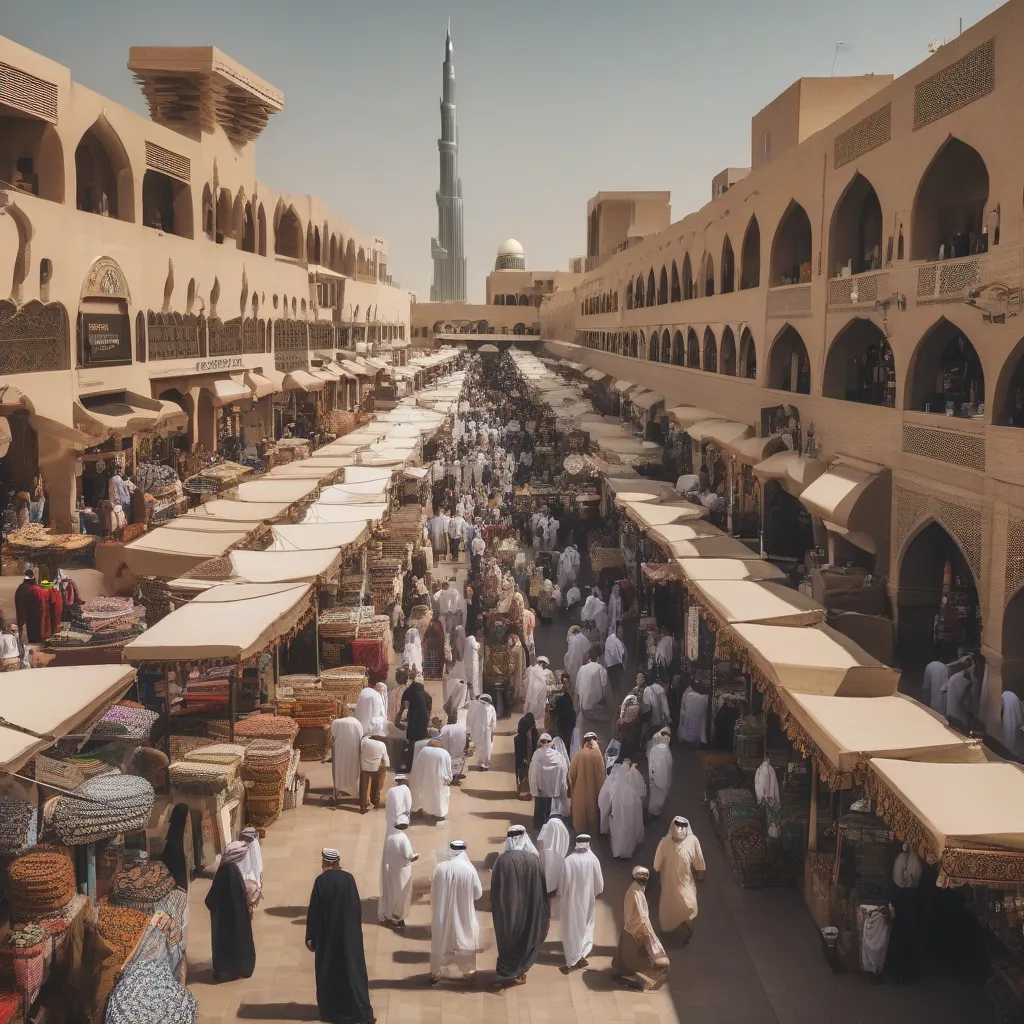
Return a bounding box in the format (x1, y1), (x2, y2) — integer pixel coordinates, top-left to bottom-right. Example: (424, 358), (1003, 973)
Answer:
(557, 544), (580, 593)
(581, 588), (608, 637)
(576, 652), (613, 740)
(437, 580), (460, 637)
(438, 710), (468, 780)
(466, 693), (496, 770)
(677, 685), (709, 748)
(410, 740), (453, 823)
(544, 515), (559, 552)
(601, 760), (646, 859)
(647, 728), (673, 817)
(564, 630), (592, 690)
(354, 685), (386, 736)
(329, 716), (363, 802)
(557, 835), (604, 972)
(523, 660), (552, 724)
(430, 840), (483, 984)
(538, 813), (571, 894)
(528, 733), (570, 830)
(428, 513), (446, 554)
(643, 679), (671, 735)
(603, 624), (627, 693)
(464, 632), (483, 698)
(385, 774), (412, 835)
(379, 815), (418, 928)
(654, 631), (674, 671)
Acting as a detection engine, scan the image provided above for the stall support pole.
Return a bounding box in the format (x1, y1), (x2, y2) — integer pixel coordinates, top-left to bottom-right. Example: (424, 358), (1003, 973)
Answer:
(314, 597), (321, 677)
(229, 664), (237, 743)
(808, 771), (818, 853)
(270, 646), (279, 703)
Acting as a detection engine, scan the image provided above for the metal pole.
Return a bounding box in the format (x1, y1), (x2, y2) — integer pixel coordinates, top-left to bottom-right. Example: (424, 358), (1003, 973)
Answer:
(229, 665), (237, 743)
(314, 596), (321, 677)
(270, 645), (279, 704)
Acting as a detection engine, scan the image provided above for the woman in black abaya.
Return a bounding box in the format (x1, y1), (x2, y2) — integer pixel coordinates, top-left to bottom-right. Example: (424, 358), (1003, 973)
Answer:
(159, 803), (190, 891)
(205, 841), (256, 981)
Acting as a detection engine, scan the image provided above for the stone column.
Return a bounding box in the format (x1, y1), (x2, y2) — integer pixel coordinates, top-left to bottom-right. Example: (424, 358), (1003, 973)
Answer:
(37, 434), (77, 534)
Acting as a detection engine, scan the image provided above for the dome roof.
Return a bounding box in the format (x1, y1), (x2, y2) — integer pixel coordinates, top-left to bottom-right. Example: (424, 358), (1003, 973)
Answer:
(497, 238), (524, 257)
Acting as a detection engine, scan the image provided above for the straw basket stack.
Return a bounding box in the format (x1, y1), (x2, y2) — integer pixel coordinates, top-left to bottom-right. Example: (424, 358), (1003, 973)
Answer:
(7, 846), (76, 922)
(241, 740), (293, 829)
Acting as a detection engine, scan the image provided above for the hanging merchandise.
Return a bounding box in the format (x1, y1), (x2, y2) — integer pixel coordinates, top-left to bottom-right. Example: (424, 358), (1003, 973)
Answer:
(686, 605), (700, 663)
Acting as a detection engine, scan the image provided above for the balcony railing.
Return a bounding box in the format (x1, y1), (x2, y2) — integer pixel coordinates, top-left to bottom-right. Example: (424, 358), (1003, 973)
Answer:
(766, 282), (812, 319)
(827, 270), (888, 310)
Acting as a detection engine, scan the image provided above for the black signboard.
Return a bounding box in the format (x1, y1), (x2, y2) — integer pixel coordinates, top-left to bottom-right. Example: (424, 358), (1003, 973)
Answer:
(81, 313), (132, 366)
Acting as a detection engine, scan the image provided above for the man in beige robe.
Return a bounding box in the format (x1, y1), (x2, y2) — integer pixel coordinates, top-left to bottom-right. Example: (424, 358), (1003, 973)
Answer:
(613, 866), (670, 990)
(568, 732), (604, 836)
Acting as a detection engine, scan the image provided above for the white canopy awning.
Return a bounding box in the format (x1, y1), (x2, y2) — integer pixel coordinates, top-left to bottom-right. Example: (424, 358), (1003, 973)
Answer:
(303, 502), (388, 524)
(232, 479), (318, 504)
(201, 377), (252, 407)
(752, 451), (826, 499)
(612, 380), (638, 394)
(74, 392), (187, 442)
(0, 665), (137, 772)
(170, 548), (342, 592)
(268, 521), (368, 551)
(631, 390), (666, 411)
(243, 370), (278, 399)
(123, 526), (250, 578)
(181, 499), (293, 524)
(284, 370), (326, 392)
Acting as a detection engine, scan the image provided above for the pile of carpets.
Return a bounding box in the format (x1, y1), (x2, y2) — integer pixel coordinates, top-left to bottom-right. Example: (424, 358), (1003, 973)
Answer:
(274, 699), (336, 761)
(168, 745), (243, 796)
(6, 847), (76, 923)
(108, 860), (177, 914)
(91, 704), (159, 742)
(50, 774), (155, 845)
(49, 596), (147, 649)
(241, 740), (293, 829)
(0, 783), (38, 856)
(234, 714), (300, 744)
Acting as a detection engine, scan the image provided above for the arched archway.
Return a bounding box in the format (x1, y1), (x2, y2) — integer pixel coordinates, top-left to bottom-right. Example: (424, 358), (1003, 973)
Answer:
(202, 184), (214, 238)
(702, 253), (715, 297)
(74, 116), (134, 222)
(646, 331), (658, 362)
(635, 274), (645, 308)
(702, 327), (717, 373)
(646, 269), (656, 307)
(911, 138), (989, 261)
(767, 324), (811, 393)
(313, 227), (322, 264)
(740, 216), (760, 289)
(672, 330), (684, 366)
(686, 328), (700, 368)
(329, 234), (338, 268)
(829, 172), (883, 277)
(823, 318), (896, 406)
(216, 188), (232, 243)
(242, 202), (255, 252)
(661, 329), (671, 363)
(721, 236), (735, 294)
(739, 327), (757, 379)
(0, 114), (64, 203)
(142, 170), (193, 237)
(670, 261), (681, 302)
(720, 327), (737, 376)
(1002, 588), (1024, 699)
(257, 203), (267, 256)
(275, 206), (304, 259)
(905, 317), (983, 414)
(629, 332), (639, 359)
(626, 280), (633, 309)
(992, 335), (1024, 426)
(897, 520), (980, 673)
(658, 266), (668, 305)
(770, 200), (812, 286)
(682, 254), (693, 300)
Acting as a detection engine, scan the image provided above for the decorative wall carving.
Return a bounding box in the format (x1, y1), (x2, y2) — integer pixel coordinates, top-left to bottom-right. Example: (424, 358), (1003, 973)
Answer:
(81, 257), (131, 302)
(0, 300), (71, 374)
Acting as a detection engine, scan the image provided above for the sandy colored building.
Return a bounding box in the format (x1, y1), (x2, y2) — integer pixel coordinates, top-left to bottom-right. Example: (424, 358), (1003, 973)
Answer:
(412, 237), (579, 343)
(539, 1), (1024, 730)
(0, 37), (410, 532)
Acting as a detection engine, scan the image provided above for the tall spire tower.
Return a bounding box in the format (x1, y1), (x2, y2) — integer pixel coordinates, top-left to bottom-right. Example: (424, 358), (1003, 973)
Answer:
(430, 22), (467, 302)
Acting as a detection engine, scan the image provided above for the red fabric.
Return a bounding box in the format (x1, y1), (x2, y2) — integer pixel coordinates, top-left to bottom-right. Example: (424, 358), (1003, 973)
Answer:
(350, 638), (390, 679)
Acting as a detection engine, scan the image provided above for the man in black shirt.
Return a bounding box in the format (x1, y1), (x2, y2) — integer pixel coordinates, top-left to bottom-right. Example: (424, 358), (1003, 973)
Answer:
(396, 674), (432, 770)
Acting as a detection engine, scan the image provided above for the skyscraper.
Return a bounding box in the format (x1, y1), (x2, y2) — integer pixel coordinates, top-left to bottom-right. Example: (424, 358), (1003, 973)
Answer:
(430, 23), (467, 302)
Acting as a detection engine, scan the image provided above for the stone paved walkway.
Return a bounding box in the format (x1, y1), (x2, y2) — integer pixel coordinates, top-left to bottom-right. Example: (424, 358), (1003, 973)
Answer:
(185, 556), (996, 1024)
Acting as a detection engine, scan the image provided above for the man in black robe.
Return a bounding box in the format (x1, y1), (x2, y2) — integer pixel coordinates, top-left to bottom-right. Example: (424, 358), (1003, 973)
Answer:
(205, 840), (255, 981)
(305, 848), (374, 1023)
(490, 846), (550, 986)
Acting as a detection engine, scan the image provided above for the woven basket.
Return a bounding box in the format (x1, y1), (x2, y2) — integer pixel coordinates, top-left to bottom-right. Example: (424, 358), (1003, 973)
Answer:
(182, 744), (247, 766)
(131, 747), (170, 791)
(234, 714), (299, 743)
(108, 861), (176, 914)
(295, 727), (329, 762)
(246, 788), (284, 828)
(8, 846), (76, 920)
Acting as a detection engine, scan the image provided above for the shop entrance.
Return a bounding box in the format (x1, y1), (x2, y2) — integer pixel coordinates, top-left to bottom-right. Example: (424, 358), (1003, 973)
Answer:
(897, 521), (980, 673)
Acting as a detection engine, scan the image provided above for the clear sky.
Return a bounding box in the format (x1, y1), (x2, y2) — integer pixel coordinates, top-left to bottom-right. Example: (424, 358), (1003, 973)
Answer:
(3, 0), (1002, 301)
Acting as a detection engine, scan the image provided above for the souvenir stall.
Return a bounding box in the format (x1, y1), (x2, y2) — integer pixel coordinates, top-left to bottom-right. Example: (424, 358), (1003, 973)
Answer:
(719, 434), (789, 540)
(182, 460), (253, 505)
(752, 450), (825, 563)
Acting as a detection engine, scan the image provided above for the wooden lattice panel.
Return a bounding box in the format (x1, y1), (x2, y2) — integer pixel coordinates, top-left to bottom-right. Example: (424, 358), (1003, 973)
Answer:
(766, 284), (812, 319)
(902, 425), (985, 472)
(913, 38), (995, 130)
(893, 484), (982, 581)
(834, 104), (892, 169)
(0, 62), (58, 122)
(0, 300), (71, 374)
(145, 141), (190, 182)
(827, 271), (888, 309)
(1005, 517), (1024, 602)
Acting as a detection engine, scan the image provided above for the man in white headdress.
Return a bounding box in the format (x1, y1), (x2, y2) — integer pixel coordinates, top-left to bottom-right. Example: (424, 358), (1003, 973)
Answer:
(613, 866), (670, 991)
(379, 815), (418, 929)
(464, 630), (482, 698)
(576, 651), (612, 741)
(239, 826), (264, 910)
(523, 656), (553, 724)
(643, 677), (671, 738)
(600, 759), (646, 859)
(607, 584), (623, 638)
(557, 835), (604, 973)
(677, 683), (709, 747)
(403, 627), (424, 676)
(581, 587), (608, 637)
(603, 623), (628, 694)
(504, 823), (539, 857)
(537, 812), (570, 894)
(466, 693), (496, 770)
(564, 628), (592, 690)
(437, 579), (461, 637)
(528, 733), (570, 831)
(354, 684), (386, 736)
(438, 708), (468, 781)
(557, 543), (580, 593)
(430, 840), (483, 984)
(647, 728), (673, 817)
(654, 630), (674, 672)
(330, 714), (363, 804)
(385, 774), (412, 835)
(653, 816), (706, 940)
(410, 739), (453, 824)
(532, 510), (548, 550)
(544, 513), (559, 552)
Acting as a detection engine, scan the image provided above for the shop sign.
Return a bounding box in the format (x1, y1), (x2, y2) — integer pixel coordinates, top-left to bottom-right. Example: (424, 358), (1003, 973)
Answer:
(81, 313), (131, 366)
(195, 357), (243, 373)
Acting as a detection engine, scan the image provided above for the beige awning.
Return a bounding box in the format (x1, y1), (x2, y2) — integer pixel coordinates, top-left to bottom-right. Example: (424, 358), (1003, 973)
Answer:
(182, 499), (292, 523)
(606, 478), (678, 500)
(731, 622), (901, 697)
(676, 557), (787, 583)
(200, 377), (252, 407)
(233, 479), (318, 504)
(647, 521), (726, 550)
(171, 548), (342, 592)
(337, 360), (374, 378)
(870, 759), (1024, 856)
(692, 579), (825, 627)
(123, 526), (251, 578)
(243, 370), (278, 399)
(723, 433), (791, 464)
(284, 370), (326, 392)
(612, 380), (638, 394)
(631, 390), (666, 411)
(303, 502), (389, 524)
(798, 459), (891, 555)
(124, 582), (313, 662)
(628, 502), (707, 529)
(0, 665), (137, 772)
(783, 693), (982, 775)
(668, 407), (718, 428)
(268, 521), (368, 551)
(752, 450), (826, 499)
(74, 392), (187, 441)
(699, 421), (754, 447)
(325, 360), (360, 380)
(666, 535), (762, 559)
(584, 369), (609, 382)
(686, 418), (732, 443)
(309, 369), (337, 385)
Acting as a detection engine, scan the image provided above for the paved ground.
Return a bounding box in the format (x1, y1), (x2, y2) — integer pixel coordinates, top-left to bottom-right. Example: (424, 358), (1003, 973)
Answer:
(176, 553), (997, 1023)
